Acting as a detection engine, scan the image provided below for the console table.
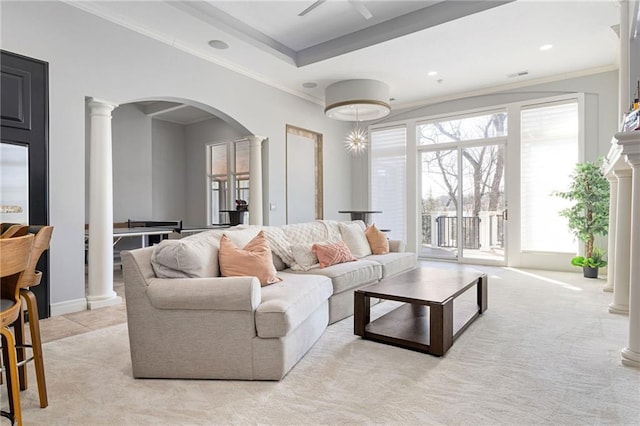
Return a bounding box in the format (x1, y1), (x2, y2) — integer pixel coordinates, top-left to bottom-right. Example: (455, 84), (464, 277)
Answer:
(338, 210), (382, 224)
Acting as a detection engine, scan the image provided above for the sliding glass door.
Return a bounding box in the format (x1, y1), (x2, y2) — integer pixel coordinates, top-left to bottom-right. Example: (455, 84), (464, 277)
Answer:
(418, 111), (507, 264)
(461, 144), (506, 262)
(420, 149), (459, 259)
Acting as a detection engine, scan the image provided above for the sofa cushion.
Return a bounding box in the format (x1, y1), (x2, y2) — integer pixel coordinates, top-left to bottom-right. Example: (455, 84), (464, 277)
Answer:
(271, 252), (287, 271)
(291, 259), (382, 294)
(366, 252), (417, 279)
(151, 229), (225, 278)
(263, 226), (296, 267)
(219, 231), (282, 286)
(339, 222), (372, 258)
(290, 243), (319, 271)
(282, 221), (331, 245)
(281, 222), (338, 270)
(318, 220), (343, 242)
(365, 224), (389, 254)
(256, 272), (332, 338)
(225, 226), (261, 247)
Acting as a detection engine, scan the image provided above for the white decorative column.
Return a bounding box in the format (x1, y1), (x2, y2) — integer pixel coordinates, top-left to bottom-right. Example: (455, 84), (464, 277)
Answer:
(247, 135), (265, 226)
(86, 98), (122, 310)
(603, 174), (618, 292)
(617, 132), (640, 368)
(609, 167), (632, 314)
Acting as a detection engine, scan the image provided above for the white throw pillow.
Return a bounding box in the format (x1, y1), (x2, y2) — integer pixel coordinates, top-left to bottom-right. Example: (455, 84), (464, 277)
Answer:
(151, 229), (225, 278)
(224, 226), (261, 248)
(338, 222), (372, 258)
(289, 243), (319, 271)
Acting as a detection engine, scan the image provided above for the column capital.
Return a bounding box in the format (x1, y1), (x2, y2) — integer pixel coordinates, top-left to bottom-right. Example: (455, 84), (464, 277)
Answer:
(616, 130), (640, 167)
(613, 168), (633, 178)
(87, 97), (119, 116)
(615, 131), (640, 153)
(247, 135), (266, 146)
(623, 151), (640, 168)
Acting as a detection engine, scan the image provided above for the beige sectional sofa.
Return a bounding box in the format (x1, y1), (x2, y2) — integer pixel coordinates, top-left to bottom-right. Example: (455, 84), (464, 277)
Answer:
(122, 220), (416, 380)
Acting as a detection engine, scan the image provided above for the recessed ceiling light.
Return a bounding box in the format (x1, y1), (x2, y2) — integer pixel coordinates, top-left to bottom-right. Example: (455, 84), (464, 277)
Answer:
(427, 71), (438, 77)
(208, 40), (229, 50)
(539, 44), (553, 51)
(302, 82), (317, 88)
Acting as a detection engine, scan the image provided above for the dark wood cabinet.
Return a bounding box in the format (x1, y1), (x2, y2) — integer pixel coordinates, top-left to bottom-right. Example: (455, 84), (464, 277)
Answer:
(1, 50), (50, 318)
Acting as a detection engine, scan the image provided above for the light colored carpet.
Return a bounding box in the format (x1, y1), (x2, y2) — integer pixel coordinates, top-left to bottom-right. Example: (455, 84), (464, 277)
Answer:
(8, 264), (640, 425)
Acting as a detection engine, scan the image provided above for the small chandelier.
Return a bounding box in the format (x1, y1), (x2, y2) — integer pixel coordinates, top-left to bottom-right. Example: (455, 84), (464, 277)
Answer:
(344, 109), (368, 154)
(324, 79), (390, 155)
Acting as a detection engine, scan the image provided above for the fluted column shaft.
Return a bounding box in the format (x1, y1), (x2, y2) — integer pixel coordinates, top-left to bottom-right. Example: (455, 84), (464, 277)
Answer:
(609, 168), (632, 314)
(86, 98), (122, 309)
(603, 175), (618, 292)
(247, 135), (265, 226)
(617, 132), (640, 368)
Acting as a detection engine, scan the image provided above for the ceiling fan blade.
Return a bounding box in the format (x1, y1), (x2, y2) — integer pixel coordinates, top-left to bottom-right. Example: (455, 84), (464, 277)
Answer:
(348, 0), (373, 20)
(298, 0), (327, 17)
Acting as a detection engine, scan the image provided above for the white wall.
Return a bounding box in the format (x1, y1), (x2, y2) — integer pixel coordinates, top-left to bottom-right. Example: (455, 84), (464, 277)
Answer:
(151, 119), (186, 221)
(111, 104), (153, 222)
(0, 1), (352, 312)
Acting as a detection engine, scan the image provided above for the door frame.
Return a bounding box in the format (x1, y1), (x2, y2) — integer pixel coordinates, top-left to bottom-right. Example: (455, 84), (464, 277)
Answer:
(417, 138), (508, 267)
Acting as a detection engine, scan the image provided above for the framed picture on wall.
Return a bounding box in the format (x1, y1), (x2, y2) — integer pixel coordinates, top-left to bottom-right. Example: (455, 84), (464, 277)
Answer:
(622, 109), (639, 132)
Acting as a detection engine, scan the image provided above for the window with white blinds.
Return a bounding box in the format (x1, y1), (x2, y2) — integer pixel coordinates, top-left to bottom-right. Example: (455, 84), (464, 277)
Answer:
(520, 101), (578, 253)
(370, 126), (407, 242)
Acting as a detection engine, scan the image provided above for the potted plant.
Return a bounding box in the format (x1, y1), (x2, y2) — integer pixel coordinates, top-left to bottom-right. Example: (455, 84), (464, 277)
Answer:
(570, 247), (607, 278)
(553, 160), (610, 278)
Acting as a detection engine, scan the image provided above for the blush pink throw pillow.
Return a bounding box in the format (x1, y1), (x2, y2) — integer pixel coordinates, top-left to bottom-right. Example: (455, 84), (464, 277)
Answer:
(312, 240), (357, 268)
(365, 224), (389, 255)
(219, 230), (282, 286)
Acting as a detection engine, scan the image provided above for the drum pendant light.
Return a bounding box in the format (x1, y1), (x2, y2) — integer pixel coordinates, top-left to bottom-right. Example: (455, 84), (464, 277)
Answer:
(325, 79), (391, 155)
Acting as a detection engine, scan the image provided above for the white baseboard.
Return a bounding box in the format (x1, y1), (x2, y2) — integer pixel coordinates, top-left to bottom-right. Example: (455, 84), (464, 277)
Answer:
(50, 298), (87, 316)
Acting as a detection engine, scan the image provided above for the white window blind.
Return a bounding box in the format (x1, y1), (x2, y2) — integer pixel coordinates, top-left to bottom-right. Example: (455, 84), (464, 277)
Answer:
(370, 126), (407, 241)
(520, 101), (578, 253)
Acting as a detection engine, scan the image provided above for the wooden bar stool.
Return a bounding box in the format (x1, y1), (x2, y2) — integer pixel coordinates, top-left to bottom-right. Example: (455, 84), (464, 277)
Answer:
(13, 225), (53, 409)
(1, 225), (28, 239)
(0, 233), (34, 426)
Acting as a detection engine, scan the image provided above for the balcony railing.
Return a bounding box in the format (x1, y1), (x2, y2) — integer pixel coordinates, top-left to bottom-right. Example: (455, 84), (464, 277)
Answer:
(421, 212), (504, 250)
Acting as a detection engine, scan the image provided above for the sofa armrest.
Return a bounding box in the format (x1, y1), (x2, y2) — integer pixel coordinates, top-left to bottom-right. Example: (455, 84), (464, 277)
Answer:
(388, 240), (406, 252)
(146, 276), (261, 311)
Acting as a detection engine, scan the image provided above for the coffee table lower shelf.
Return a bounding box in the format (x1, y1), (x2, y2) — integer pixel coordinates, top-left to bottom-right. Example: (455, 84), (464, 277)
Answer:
(359, 301), (481, 355)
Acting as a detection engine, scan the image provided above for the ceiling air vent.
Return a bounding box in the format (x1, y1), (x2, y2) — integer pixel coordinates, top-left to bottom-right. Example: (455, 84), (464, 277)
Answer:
(508, 70), (529, 78)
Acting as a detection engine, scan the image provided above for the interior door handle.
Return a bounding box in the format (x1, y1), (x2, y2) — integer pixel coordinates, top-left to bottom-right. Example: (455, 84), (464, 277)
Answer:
(503, 209), (508, 220)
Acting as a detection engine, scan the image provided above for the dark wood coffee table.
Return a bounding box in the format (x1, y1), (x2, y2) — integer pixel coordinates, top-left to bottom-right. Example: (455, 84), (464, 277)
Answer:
(354, 268), (488, 356)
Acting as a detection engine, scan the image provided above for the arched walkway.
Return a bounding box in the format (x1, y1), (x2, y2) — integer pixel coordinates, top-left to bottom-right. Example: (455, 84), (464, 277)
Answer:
(85, 96), (265, 309)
